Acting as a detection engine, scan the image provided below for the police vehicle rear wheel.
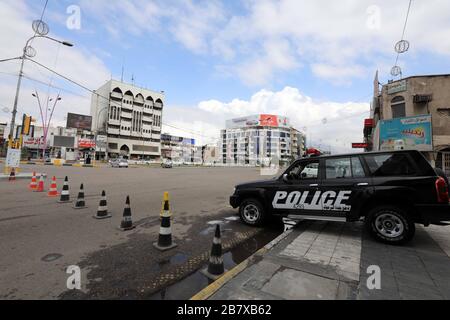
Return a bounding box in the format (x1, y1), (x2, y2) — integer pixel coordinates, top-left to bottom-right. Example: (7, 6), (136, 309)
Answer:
(366, 206), (415, 245)
(239, 198), (266, 226)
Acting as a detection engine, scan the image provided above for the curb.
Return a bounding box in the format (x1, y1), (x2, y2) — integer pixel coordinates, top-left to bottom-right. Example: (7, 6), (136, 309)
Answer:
(190, 228), (294, 300)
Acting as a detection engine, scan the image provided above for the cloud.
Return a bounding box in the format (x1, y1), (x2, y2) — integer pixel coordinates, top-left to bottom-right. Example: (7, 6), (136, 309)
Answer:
(0, 0), (110, 129)
(163, 86), (370, 153)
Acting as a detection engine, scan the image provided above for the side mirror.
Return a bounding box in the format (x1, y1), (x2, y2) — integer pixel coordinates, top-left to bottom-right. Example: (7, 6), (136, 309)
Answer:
(301, 172), (307, 178)
(282, 173), (291, 183)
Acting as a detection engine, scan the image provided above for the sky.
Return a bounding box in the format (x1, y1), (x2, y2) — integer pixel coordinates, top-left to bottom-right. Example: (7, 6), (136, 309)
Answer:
(1, 0), (450, 153)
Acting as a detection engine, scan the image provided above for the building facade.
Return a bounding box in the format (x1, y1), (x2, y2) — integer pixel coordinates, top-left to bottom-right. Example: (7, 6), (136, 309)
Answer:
(366, 73), (450, 174)
(161, 133), (200, 164)
(220, 114), (306, 166)
(90, 79), (164, 160)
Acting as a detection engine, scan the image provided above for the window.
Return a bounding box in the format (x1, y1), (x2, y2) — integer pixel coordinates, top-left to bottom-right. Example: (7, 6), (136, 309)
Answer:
(326, 158), (352, 179)
(391, 96), (406, 118)
(287, 161), (319, 180)
(363, 153), (417, 176)
(351, 157), (366, 178)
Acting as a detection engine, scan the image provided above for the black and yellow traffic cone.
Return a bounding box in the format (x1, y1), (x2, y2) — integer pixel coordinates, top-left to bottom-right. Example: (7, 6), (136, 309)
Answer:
(153, 201), (177, 251)
(118, 196), (135, 231)
(201, 224), (226, 280)
(8, 168), (16, 181)
(73, 183), (87, 209)
(93, 190), (111, 219)
(58, 176), (71, 203)
(160, 191), (171, 220)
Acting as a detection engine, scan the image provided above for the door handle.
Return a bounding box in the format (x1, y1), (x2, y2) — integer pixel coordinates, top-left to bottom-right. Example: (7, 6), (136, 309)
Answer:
(355, 182), (369, 186)
(309, 183), (319, 187)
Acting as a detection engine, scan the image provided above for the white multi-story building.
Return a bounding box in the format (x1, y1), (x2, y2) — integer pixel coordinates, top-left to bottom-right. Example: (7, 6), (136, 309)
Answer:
(221, 114), (306, 165)
(90, 79), (164, 160)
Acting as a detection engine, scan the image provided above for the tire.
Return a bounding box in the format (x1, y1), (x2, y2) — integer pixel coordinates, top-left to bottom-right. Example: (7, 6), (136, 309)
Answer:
(365, 205), (415, 245)
(239, 198), (267, 227)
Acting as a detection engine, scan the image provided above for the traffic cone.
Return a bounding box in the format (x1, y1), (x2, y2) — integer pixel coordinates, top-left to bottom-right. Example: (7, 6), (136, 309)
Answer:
(58, 176), (70, 203)
(73, 183), (87, 209)
(119, 196), (135, 231)
(93, 190), (111, 219)
(34, 174), (45, 192)
(153, 200), (177, 251)
(29, 172), (37, 190)
(47, 176), (59, 197)
(201, 224), (226, 280)
(160, 191), (171, 220)
(8, 168), (16, 181)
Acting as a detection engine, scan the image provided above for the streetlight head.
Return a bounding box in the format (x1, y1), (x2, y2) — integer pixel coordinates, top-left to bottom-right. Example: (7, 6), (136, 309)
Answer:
(62, 41), (74, 47)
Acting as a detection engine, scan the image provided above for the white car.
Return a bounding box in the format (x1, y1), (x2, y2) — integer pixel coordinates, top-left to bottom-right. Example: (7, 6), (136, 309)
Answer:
(110, 158), (128, 168)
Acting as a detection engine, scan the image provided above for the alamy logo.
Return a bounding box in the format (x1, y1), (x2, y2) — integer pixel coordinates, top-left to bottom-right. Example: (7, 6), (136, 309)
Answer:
(66, 265), (81, 290)
(272, 190), (352, 211)
(366, 265), (381, 290)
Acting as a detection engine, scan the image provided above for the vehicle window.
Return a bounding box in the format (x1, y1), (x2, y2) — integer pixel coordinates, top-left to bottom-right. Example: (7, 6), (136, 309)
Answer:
(325, 158), (352, 179)
(351, 157), (366, 178)
(363, 153), (417, 176)
(287, 161), (319, 180)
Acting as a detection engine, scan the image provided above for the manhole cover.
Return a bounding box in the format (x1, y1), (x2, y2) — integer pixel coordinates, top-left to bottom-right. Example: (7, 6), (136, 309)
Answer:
(41, 253), (63, 262)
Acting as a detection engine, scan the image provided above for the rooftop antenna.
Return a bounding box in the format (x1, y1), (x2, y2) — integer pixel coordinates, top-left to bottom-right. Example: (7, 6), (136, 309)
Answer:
(131, 74), (135, 86)
(121, 58), (125, 82)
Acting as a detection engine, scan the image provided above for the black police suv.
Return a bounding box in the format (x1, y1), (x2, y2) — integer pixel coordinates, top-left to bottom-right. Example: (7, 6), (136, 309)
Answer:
(230, 150), (450, 244)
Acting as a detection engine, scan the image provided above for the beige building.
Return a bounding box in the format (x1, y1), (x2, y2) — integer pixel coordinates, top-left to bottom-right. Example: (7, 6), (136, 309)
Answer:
(369, 73), (450, 174)
(90, 79), (164, 160)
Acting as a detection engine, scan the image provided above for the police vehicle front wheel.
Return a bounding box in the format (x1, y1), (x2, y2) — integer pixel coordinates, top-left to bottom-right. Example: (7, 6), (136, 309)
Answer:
(366, 206), (415, 245)
(239, 198), (266, 226)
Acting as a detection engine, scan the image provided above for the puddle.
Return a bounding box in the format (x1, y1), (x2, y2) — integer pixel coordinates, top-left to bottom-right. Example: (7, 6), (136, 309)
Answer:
(158, 253), (188, 268)
(206, 220), (225, 225)
(41, 253), (63, 262)
(149, 226), (282, 300)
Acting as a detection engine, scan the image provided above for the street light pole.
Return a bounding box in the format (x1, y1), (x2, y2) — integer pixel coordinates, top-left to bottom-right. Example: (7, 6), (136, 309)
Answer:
(7, 20), (73, 146)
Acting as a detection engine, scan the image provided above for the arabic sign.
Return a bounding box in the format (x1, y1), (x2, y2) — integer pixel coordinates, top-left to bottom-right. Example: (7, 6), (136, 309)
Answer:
(387, 80), (407, 94)
(78, 138), (96, 149)
(379, 115), (433, 151)
(23, 136), (48, 149)
(226, 114), (290, 129)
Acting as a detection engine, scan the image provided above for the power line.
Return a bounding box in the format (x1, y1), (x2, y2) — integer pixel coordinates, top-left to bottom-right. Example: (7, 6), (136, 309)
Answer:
(394, 0), (413, 68)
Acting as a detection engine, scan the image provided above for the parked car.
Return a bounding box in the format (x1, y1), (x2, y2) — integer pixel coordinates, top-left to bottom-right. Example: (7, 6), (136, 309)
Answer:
(161, 160), (173, 168)
(230, 150), (450, 245)
(110, 158), (128, 168)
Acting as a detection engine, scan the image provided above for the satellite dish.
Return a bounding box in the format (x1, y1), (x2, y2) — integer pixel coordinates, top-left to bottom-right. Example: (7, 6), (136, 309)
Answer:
(395, 40), (410, 54)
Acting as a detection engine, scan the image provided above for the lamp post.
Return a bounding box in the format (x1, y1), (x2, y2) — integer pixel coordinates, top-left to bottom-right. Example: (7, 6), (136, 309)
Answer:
(8, 20), (73, 146)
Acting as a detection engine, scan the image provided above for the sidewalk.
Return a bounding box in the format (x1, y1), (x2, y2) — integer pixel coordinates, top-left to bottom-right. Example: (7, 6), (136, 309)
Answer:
(192, 220), (450, 300)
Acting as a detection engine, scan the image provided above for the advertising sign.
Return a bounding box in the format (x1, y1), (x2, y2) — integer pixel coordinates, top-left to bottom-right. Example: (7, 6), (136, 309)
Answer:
(352, 143), (369, 149)
(379, 115), (432, 151)
(66, 113), (92, 130)
(78, 138), (96, 149)
(23, 136), (48, 149)
(226, 114), (290, 129)
(95, 135), (107, 151)
(6, 148), (21, 168)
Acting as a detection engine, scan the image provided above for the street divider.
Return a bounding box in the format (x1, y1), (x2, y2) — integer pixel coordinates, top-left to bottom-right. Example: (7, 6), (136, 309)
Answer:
(119, 196), (135, 231)
(93, 190), (112, 219)
(201, 224), (226, 280)
(73, 184), (87, 209)
(58, 176), (71, 203)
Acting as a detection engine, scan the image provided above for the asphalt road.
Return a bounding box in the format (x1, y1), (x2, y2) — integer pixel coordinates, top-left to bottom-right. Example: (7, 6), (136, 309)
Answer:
(0, 164), (283, 299)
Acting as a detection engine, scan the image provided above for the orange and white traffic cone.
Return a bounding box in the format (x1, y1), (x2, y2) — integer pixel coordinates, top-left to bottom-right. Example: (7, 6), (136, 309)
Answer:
(29, 172), (37, 190)
(34, 174), (45, 193)
(47, 176), (59, 197)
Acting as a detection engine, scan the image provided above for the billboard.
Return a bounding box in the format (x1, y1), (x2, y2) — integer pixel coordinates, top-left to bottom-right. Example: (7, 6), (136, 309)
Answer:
(379, 115), (432, 151)
(226, 115), (290, 129)
(66, 113), (92, 130)
(78, 138), (95, 149)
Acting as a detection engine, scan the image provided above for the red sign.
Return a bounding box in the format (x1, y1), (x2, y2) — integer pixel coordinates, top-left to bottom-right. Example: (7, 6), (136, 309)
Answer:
(364, 119), (374, 127)
(306, 148), (322, 155)
(259, 114), (278, 127)
(78, 139), (95, 148)
(352, 143), (369, 148)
